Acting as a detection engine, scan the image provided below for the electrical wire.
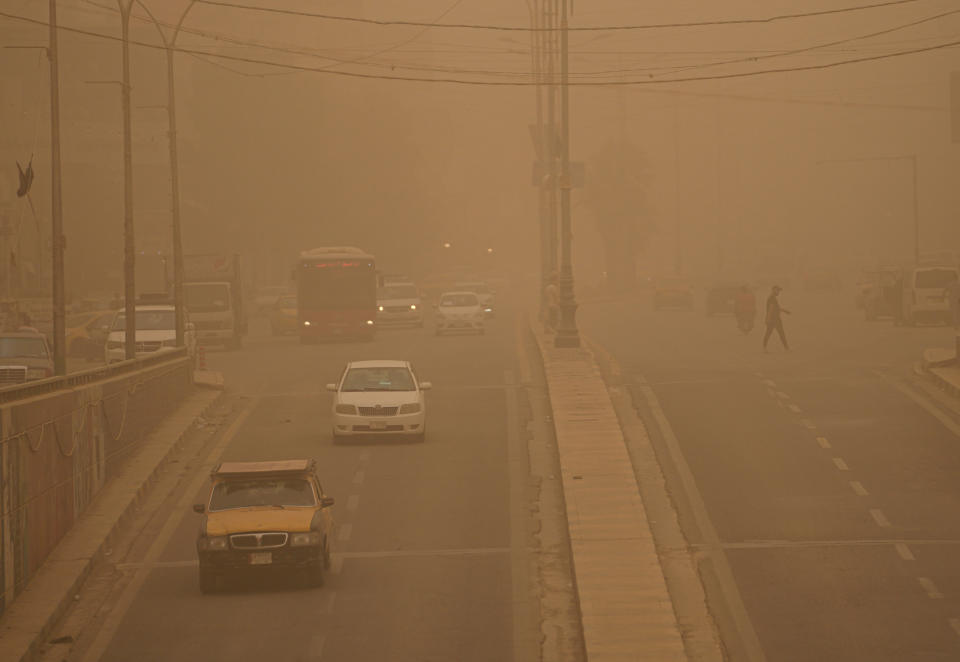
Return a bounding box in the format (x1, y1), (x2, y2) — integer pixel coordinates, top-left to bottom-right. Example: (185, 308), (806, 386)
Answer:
(195, 0), (935, 33)
(2, 8), (958, 87)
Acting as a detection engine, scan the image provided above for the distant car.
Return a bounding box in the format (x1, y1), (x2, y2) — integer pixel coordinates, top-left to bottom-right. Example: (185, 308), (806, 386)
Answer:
(901, 265), (959, 325)
(0, 332), (54, 386)
(269, 295), (298, 336)
(193, 459), (335, 593)
(454, 281), (495, 315)
(434, 291), (485, 335)
(654, 278), (694, 311)
(705, 285), (739, 316)
(862, 268), (901, 321)
(105, 305), (196, 364)
(66, 311), (116, 361)
(252, 286), (290, 314)
(327, 360), (431, 442)
(376, 282), (423, 327)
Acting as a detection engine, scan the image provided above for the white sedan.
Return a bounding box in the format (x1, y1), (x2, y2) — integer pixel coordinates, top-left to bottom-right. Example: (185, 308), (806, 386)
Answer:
(327, 360), (431, 442)
(434, 291), (485, 335)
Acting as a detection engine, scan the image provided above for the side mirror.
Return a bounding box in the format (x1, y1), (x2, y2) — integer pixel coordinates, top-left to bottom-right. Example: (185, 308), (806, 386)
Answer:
(419, 381), (432, 391)
(320, 497), (335, 508)
(325, 383), (337, 392)
(192, 503), (205, 514)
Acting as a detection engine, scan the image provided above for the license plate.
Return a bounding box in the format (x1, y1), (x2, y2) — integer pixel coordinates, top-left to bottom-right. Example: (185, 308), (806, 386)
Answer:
(249, 552), (272, 565)
(370, 421), (386, 430)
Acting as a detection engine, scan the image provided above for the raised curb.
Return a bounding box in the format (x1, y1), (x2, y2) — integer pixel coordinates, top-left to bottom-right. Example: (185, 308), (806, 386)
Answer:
(0, 388), (223, 662)
(530, 323), (687, 661)
(920, 348), (960, 399)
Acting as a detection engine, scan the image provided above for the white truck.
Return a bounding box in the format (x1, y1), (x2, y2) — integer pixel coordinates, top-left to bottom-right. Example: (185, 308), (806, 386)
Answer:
(183, 254), (247, 349)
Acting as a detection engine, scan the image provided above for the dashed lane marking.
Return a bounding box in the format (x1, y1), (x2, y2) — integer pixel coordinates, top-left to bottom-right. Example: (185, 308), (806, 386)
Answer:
(346, 495), (360, 512)
(800, 419), (817, 430)
(849, 481), (869, 496)
(352, 470), (365, 486)
(832, 458), (850, 471)
(870, 509), (891, 527)
(762, 379), (776, 388)
(324, 591), (337, 614)
(816, 436), (832, 449)
(307, 634), (326, 661)
(919, 577), (944, 599)
(775, 392), (790, 400)
(787, 404), (802, 414)
(331, 555), (344, 575)
(895, 543), (916, 561)
(949, 618), (960, 637)
(359, 450), (372, 462)
(338, 523), (353, 542)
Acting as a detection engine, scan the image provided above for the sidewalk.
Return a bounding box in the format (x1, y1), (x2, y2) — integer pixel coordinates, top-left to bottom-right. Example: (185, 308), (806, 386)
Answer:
(531, 325), (687, 661)
(0, 389), (221, 662)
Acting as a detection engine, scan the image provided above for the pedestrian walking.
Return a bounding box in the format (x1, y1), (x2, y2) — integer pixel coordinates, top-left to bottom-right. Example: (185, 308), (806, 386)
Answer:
(763, 285), (791, 352)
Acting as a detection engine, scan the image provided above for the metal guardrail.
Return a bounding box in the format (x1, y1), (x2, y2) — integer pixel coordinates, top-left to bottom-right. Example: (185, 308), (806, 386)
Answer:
(0, 347), (190, 405)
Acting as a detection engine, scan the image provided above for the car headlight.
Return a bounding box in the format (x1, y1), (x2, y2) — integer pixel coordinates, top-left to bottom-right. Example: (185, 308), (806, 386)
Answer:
(198, 536), (228, 551)
(398, 402), (421, 414)
(290, 531), (322, 547)
(335, 404), (357, 415)
(378, 305), (384, 312)
(303, 320), (311, 327)
(366, 320), (375, 326)
(410, 304), (417, 310)
(107, 340), (123, 349)
(26, 368), (50, 379)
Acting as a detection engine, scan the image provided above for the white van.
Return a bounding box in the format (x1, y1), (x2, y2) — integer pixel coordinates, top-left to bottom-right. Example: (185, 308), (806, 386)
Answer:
(902, 265), (959, 325)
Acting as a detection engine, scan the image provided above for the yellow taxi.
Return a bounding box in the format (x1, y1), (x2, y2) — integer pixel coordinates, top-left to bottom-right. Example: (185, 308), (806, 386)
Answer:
(192, 459), (335, 593)
(66, 310), (116, 360)
(268, 294), (297, 336)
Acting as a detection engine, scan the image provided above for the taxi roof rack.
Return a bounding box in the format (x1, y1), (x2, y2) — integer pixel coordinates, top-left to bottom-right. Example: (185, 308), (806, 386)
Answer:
(211, 459), (315, 478)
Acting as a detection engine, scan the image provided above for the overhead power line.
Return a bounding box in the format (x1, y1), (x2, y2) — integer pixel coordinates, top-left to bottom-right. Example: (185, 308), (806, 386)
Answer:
(195, 0), (932, 32)
(1, 9), (958, 87)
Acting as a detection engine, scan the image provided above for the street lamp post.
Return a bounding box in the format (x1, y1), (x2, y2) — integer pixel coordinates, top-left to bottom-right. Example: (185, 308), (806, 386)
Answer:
(119, 0), (136, 360)
(554, 0), (579, 348)
(49, 0), (66, 374)
(132, 0), (199, 348)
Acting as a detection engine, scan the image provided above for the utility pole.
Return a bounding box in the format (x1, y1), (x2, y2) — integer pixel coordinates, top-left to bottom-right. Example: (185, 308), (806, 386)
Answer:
(554, 0), (579, 348)
(119, 0), (136, 360)
(545, 0), (558, 280)
(49, 0), (66, 375)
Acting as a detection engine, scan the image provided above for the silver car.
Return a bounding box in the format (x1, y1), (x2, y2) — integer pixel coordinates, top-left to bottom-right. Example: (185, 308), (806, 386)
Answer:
(0, 332), (55, 386)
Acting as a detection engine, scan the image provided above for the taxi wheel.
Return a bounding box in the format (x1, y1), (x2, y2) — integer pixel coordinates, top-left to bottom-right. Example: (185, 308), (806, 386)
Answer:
(198, 568), (219, 594)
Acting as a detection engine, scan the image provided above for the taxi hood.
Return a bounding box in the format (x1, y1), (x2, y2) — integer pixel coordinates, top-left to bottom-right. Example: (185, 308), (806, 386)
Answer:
(204, 506), (316, 536)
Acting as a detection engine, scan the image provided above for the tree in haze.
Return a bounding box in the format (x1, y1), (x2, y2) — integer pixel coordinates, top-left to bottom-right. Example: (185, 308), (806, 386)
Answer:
(583, 140), (655, 292)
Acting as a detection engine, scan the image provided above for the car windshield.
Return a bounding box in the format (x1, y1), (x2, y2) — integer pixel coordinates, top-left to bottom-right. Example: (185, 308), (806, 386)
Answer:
(440, 293), (478, 307)
(341, 366), (416, 392)
(378, 285), (419, 299)
(112, 310), (175, 331)
(0, 337), (48, 358)
(209, 478), (316, 510)
(915, 269), (958, 289)
(185, 284), (230, 313)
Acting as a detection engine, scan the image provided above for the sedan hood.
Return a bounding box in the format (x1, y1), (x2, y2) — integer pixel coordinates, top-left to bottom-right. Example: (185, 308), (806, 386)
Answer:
(337, 390), (418, 406)
(205, 506), (316, 536)
(107, 330), (175, 342)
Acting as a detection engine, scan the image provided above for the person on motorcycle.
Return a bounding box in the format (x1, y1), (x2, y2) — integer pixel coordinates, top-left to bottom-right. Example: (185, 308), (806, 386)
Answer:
(733, 285), (756, 333)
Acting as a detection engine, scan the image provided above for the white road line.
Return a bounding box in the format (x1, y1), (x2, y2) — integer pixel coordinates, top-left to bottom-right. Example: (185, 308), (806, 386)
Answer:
(849, 481), (869, 496)
(352, 470), (365, 486)
(949, 618), (960, 637)
(766, 388), (777, 399)
(800, 419), (817, 430)
(324, 591), (337, 614)
(816, 436), (832, 449)
(762, 379), (776, 388)
(832, 457), (850, 471)
(874, 371), (960, 438)
(895, 543), (916, 561)
(776, 392), (791, 400)
(787, 404), (802, 414)
(870, 509), (891, 527)
(338, 523), (353, 542)
(919, 577), (944, 599)
(359, 450), (372, 462)
(330, 555), (344, 575)
(307, 634), (326, 660)
(346, 494), (360, 512)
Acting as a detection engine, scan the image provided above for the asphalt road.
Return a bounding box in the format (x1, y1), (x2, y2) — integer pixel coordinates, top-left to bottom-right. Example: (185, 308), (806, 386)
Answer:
(61, 299), (547, 662)
(581, 286), (960, 662)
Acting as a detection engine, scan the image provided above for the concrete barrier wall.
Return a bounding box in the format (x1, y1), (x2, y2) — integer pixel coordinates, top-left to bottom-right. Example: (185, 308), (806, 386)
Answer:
(0, 355), (193, 617)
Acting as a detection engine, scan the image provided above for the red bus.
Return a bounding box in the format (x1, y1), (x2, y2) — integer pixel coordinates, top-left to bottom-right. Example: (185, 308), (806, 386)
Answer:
(295, 247), (377, 342)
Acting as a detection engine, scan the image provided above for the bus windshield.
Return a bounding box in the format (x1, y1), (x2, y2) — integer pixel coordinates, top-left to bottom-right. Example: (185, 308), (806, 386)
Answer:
(298, 263), (376, 310)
